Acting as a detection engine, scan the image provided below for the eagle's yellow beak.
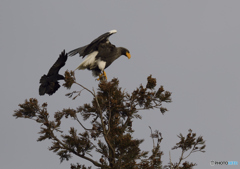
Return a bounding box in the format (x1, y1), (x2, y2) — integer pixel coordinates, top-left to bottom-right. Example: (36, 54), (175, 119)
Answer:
(126, 52), (131, 59)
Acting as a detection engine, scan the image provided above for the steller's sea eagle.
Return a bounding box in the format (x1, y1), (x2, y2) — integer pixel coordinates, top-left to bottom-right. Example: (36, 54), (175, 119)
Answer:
(68, 30), (131, 80)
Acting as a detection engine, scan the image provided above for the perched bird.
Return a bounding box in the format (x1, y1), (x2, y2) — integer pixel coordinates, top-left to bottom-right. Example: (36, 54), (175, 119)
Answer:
(68, 30), (131, 80)
(39, 50), (68, 96)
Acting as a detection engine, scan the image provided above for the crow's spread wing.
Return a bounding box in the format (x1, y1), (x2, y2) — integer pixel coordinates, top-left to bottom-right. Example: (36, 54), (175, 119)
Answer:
(39, 50), (67, 96)
(47, 50), (68, 76)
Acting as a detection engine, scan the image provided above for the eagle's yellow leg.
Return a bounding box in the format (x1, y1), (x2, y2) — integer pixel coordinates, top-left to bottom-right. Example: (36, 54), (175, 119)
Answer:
(97, 71), (107, 81)
(96, 73), (103, 81)
(103, 71), (107, 80)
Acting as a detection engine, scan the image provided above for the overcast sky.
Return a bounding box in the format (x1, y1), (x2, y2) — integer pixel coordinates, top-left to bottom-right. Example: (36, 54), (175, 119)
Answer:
(1, 1), (240, 168)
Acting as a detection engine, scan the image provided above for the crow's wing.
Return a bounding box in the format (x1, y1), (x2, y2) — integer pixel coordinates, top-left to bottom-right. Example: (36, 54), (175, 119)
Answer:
(47, 50), (68, 76)
(39, 81), (61, 96)
(68, 30), (117, 57)
(39, 83), (47, 96)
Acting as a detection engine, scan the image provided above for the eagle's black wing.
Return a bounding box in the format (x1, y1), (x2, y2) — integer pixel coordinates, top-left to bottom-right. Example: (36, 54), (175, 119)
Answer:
(68, 30), (117, 58)
(66, 45), (88, 58)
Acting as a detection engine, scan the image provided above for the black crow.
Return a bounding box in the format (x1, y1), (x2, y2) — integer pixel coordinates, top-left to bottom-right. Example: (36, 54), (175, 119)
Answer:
(39, 50), (68, 95)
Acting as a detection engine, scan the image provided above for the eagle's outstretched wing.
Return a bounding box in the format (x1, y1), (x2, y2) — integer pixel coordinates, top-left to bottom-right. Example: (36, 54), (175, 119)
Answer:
(68, 30), (117, 58)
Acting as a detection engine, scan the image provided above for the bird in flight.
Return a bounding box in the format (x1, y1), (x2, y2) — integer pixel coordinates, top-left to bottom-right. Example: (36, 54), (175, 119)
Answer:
(68, 30), (131, 80)
(39, 50), (68, 95)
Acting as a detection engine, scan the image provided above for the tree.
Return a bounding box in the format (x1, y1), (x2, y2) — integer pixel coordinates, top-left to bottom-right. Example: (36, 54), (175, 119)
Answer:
(13, 71), (206, 169)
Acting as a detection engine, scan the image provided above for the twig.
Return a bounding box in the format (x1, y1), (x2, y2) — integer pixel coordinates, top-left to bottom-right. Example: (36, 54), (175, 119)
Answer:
(74, 81), (95, 96)
(72, 89), (84, 100)
(175, 150), (184, 169)
(149, 126), (155, 149)
(182, 143), (197, 160)
(74, 116), (93, 131)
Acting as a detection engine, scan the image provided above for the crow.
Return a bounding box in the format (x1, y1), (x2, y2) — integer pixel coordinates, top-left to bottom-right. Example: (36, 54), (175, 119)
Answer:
(39, 50), (68, 95)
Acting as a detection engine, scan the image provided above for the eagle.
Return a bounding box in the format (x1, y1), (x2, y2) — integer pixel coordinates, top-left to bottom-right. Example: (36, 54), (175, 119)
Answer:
(39, 50), (68, 95)
(68, 30), (131, 80)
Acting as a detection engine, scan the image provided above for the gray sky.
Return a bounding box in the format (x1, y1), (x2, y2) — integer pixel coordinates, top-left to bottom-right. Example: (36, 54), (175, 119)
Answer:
(1, 1), (240, 168)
